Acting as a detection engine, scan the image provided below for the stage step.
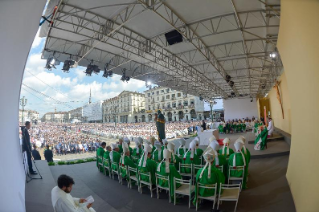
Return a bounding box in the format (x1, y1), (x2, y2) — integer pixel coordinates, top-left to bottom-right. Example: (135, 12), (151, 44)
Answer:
(248, 134), (284, 144)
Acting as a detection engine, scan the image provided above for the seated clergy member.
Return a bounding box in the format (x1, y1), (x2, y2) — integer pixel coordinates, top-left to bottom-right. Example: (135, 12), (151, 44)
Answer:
(103, 146), (112, 175)
(156, 149), (182, 201)
(182, 140), (201, 173)
(208, 138), (227, 173)
(51, 174), (96, 212)
(132, 137), (143, 161)
(117, 137), (124, 154)
(237, 136), (251, 165)
(124, 137), (133, 155)
(110, 143), (121, 171)
(120, 142), (137, 179)
(267, 117), (274, 137)
(138, 143), (157, 185)
(161, 139), (169, 157)
(96, 142), (106, 172)
(193, 137), (204, 158)
(218, 138), (234, 158)
(176, 138), (188, 157)
(228, 142), (248, 189)
(193, 150), (225, 205)
(152, 140), (163, 162)
(254, 126), (268, 151)
(167, 141), (181, 170)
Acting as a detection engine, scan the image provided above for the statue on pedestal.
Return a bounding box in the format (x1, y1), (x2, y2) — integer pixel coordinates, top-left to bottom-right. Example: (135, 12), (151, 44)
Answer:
(155, 110), (165, 143)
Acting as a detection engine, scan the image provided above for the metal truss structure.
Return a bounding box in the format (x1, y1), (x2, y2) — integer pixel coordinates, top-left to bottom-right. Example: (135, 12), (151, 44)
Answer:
(40, 0), (282, 100)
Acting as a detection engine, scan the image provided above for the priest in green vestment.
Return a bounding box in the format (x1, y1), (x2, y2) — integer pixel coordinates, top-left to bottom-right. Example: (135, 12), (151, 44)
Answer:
(238, 136), (251, 164)
(120, 142), (137, 179)
(110, 143), (121, 171)
(208, 137), (227, 174)
(124, 137), (133, 155)
(167, 142), (181, 170)
(118, 137), (123, 154)
(182, 139), (201, 173)
(152, 141), (163, 162)
(176, 138), (188, 157)
(218, 138), (234, 158)
(161, 139), (169, 159)
(103, 146), (112, 175)
(96, 142), (106, 172)
(254, 126), (268, 150)
(132, 137), (143, 162)
(193, 150), (225, 205)
(156, 149), (182, 201)
(156, 110), (166, 142)
(138, 143), (157, 185)
(228, 142), (248, 189)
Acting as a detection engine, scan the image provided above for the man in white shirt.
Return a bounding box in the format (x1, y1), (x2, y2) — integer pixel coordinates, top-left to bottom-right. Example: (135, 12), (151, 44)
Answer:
(267, 117), (274, 136)
(51, 174), (96, 212)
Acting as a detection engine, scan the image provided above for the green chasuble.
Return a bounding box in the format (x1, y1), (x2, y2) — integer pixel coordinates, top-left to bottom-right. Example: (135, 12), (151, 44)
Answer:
(228, 152), (248, 189)
(171, 153), (182, 170)
(218, 124), (224, 133)
(138, 157), (157, 185)
(110, 151), (121, 171)
(132, 147), (142, 163)
(218, 146), (234, 158)
(96, 147), (105, 172)
(241, 147), (251, 165)
(152, 149), (162, 162)
(196, 148), (204, 158)
(120, 155), (137, 179)
(129, 147), (133, 156)
(161, 145), (167, 159)
(213, 154), (227, 174)
(254, 127), (268, 150)
(193, 166), (225, 205)
(156, 163), (182, 200)
(177, 147), (188, 157)
(181, 152), (201, 173)
(118, 144), (123, 154)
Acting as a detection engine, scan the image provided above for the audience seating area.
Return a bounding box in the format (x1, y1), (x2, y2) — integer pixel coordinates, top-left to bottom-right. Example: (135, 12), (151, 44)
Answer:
(97, 155), (244, 211)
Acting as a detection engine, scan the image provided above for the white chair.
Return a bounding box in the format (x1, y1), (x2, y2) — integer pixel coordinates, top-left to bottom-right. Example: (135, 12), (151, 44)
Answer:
(139, 171), (154, 197)
(193, 164), (204, 184)
(111, 162), (122, 184)
(103, 158), (112, 177)
(217, 183), (241, 212)
(228, 166), (245, 189)
(127, 166), (139, 190)
(179, 163), (193, 183)
(97, 155), (103, 170)
(195, 182), (217, 211)
(173, 177), (195, 208)
(155, 173), (170, 202)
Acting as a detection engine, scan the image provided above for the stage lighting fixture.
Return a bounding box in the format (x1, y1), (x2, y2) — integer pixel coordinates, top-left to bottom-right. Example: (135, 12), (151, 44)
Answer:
(92, 65), (100, 74)
(269, 52), (277, 58)
(229, 81), (234, 87)
(84, 65), (94, 76)
(226, 75), (231, 83)
(45, 57), (56, 70)
(120, 69), (130, 82)
(62, 60), (75, 73)
(102, 70), (113, 78)
(261, 84), (266, 89)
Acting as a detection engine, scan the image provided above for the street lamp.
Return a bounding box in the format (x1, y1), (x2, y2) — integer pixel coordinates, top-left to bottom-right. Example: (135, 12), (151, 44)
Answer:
(20, 96), (27, 124)
(205, 99), (217, 121)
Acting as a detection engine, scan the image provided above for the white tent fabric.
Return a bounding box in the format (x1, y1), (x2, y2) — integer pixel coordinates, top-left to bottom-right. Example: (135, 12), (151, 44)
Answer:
(0, 1), (46, 211)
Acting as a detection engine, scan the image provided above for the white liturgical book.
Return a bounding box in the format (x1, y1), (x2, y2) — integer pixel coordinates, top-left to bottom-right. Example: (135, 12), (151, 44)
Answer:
(85, 196), (94, 205)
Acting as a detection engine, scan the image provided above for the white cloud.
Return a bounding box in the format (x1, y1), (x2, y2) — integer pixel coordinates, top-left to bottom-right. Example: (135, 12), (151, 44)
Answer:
(31, 29), (45, 48)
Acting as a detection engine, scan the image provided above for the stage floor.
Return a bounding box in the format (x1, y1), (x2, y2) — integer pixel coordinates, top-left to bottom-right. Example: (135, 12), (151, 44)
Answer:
(26, 157), (296, 212)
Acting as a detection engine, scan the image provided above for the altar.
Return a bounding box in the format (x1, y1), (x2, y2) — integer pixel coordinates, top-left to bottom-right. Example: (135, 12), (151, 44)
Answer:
(197, 129), (219, 145)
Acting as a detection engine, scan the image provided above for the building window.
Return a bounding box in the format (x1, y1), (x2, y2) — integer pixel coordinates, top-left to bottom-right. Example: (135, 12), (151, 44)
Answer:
(156, 91), (159, 95)
(184, 100), (188, 106)
(166, 95), (170, 99)
(161, 90), (164, 93)
(172, 94), (175, 98)
(177, 93), (181, 97)
(172, 102), (176, 108)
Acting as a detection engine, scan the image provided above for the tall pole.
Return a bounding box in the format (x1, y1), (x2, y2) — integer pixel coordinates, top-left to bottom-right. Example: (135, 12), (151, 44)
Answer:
(20, 96), (27, 124)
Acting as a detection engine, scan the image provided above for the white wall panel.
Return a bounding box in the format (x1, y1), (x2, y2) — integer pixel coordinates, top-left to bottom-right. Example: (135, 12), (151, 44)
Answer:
(223, 98), (258, 121)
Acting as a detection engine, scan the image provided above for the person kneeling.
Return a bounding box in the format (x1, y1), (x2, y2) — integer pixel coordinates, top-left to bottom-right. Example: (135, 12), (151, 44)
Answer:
(51, 174), (96, 212)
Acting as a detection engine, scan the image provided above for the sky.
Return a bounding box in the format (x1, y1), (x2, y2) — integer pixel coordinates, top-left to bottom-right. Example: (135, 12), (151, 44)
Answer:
(20, 28), (223, 118)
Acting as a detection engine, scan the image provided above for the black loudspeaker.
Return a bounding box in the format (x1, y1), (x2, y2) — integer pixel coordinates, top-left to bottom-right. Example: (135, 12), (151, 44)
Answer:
(165, 30), (183, 45)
